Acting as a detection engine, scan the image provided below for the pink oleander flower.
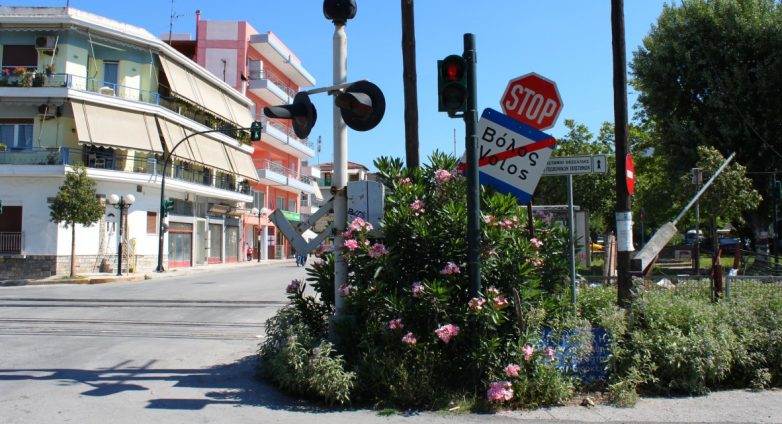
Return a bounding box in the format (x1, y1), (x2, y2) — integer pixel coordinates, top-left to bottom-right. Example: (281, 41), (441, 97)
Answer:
(286, 279), (301, 294)
(387, 318), (404, 331)
(530, 238), (543, 249)
(486, 287), (501, 296)
(434, 323), (460, 344)
(348, 217), (373, 232)
(338, 284), (355, 297)
(504, 363), (521, 378)
(483, 214), (496, 225)
(493, 297), (509, 309)
(401, 331), (417, 346)
(344, 239), (359, 251)
(499, 219), (514, 229)
(522, 344), (534, 361)
(545, 347), (556, 360)
(411, 282), (425, 298)
(440, 261), (461, 276)
(368, 243), (388, 258)
(529, 258), (544, 267)
(434, 168), (453, 185)
(342, 229), (353, 238)
(468, 297), (487, 311)
(487, 381), (514, 403)
(399, 177), (412, 186)
(410, 199), (425, 216)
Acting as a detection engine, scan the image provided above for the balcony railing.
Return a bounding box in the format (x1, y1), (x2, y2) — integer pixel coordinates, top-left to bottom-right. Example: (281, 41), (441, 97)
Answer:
(261, 117), (314, 149)
(0, 147), (250, 195)
(258, 159), (313, 185)
(248, 69), (296, 98)
(0, 69), (161, 104)
(0, 232), (23, 254)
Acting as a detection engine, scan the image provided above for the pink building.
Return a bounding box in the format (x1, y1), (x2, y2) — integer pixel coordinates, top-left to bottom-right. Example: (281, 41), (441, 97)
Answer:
(169, 12), (317, 260)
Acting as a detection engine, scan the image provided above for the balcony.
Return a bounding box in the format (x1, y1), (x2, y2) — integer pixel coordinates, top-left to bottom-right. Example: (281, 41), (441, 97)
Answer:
(247, 69), (294, 105)
(0, 147), (251, 196)
(0, 232), (23, 254)
(248, 33), (316, 88)
(260, 117), (315, 158)
(256, 160), (315, 195)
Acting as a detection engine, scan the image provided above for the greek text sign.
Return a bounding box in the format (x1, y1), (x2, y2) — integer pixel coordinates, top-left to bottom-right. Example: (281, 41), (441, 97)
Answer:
(543, 155), (608, 176)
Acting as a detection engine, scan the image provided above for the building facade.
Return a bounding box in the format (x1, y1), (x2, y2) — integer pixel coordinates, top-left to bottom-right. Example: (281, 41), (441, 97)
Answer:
(0, 7), (260, 279)
(168, 13), (317, 261)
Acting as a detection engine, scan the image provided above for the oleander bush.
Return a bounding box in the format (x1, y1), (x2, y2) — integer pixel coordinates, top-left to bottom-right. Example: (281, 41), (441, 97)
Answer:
(259, 152), (590, 409)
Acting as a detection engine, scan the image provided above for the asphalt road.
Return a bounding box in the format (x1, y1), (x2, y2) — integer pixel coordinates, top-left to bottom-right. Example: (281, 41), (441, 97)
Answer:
(1, 261), (780, 423)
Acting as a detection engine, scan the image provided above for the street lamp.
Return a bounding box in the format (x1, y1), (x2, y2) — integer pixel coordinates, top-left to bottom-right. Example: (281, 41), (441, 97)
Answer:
(108, 193), (135, 276)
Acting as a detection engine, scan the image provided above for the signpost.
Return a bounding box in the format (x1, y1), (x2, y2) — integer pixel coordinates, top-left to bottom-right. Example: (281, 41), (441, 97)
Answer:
(501, 72), (563, 131)
(544, 155), (607, 176)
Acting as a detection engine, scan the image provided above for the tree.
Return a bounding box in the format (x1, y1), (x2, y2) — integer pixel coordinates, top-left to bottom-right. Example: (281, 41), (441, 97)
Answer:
(631, 0), (782, 235)
(677, 145), (761, 251)
(50, 164), (104, 277)
(401, 0), (419, 169)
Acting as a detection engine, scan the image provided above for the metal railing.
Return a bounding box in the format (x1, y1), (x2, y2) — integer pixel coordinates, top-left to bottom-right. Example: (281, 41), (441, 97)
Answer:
(248, 68), (297, 98)
(260, 116), (314, 149)
(0, 70), (161, 104)
(0, 232), (22, 254)
(0, 148), (249, 195)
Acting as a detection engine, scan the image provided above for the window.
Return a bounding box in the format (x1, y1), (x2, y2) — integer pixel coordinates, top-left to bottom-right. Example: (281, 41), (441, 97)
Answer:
(103, 61), (118, 89)
(301, 192), (309, 208)
(348, 173), (360, 182)
(288, 199), (296, 212)
(146, 211), (157, 234)
(1, 45), (37, 69)
(323, 172), (332, 186)
(276, 196), (285, 210)
(0, 122), (33, 150)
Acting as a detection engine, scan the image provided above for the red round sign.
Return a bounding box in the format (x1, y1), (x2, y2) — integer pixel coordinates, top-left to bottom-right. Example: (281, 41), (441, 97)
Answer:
(625, 154), (635, 196)
(501, 72), (563, 131)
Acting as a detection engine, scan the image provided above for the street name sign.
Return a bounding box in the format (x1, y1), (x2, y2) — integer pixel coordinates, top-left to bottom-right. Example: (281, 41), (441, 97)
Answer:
(543, 155), (608, 176)
(461, 108), (557, 203)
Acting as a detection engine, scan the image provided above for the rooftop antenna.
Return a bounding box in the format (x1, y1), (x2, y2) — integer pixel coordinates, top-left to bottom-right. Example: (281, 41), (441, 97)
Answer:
(167, 0), (187, 44)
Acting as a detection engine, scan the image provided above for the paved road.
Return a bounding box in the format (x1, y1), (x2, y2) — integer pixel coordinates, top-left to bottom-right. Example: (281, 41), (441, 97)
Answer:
(1, 261), (780, 423)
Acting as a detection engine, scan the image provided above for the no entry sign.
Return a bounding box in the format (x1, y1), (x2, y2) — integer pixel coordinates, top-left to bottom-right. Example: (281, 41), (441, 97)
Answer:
(461, 108), (557, 203)
(626, 154), (635, 196)
(501, 72), (563, 131)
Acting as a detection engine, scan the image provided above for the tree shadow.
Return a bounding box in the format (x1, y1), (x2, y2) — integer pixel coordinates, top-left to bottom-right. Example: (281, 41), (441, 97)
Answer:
(0, 355), (338, 413)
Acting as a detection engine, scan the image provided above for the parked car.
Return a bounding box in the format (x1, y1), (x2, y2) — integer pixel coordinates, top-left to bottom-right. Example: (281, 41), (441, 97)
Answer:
(719, 237), (741, 254)
(684, 229), (704, 246)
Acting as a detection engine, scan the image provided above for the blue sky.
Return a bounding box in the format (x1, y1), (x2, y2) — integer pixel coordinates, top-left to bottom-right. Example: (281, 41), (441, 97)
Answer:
(13, 0), (672, 169)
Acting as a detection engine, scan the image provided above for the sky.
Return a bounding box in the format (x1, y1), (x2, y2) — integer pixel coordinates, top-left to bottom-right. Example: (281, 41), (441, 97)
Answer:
(10, 0), (673, 170)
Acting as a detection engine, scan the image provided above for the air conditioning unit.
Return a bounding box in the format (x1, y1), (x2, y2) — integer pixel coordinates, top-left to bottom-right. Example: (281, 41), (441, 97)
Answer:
(35, 36), (56, 50)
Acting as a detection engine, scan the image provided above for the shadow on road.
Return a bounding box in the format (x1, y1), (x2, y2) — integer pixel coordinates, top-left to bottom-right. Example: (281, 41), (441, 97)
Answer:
(0, 355), (336, 413)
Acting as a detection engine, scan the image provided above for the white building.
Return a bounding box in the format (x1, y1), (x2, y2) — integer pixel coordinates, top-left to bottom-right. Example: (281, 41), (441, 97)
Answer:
(0, 7), (261, 279)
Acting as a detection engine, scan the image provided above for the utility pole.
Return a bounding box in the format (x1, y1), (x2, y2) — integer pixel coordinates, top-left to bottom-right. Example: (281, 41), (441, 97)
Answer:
(464, 33), (480, 298)
(401, 0), (420, 169)
(611, 0), (633, 307)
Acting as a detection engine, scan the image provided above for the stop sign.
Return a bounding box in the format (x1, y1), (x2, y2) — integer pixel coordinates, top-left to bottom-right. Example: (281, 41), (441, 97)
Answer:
(501, 72), (563, 131)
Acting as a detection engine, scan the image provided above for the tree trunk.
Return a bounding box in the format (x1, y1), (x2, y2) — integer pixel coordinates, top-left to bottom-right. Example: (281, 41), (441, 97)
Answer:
(401, 0), (420, 169)
(70, 223), (76, 277)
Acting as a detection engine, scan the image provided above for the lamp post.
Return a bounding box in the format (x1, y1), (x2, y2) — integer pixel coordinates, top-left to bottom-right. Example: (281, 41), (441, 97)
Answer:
(108, 193), (135, 276)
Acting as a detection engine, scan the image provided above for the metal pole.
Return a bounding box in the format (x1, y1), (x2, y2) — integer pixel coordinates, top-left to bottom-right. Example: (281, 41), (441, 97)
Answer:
(567, 174), (577, 311)
(695, 184), (701, 276)
(257, 207), (262, 263)
(156, 160), (168, 272)
(611, 0), (633, 307)
(333, 22), (348, 318)
(117, 199), (124, 276)
(463, 33), (481, 298)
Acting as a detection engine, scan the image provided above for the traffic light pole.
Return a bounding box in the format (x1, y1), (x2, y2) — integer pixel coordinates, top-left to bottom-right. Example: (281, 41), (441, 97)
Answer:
(464, 33), (481, 299)
(332, 21), (349, 319)
(155, 126), (257, 272)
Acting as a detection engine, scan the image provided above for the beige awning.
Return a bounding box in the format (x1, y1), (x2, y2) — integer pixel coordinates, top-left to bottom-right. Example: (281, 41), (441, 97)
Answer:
(310, 179), (324, 201)
(186, 129), (234, 175)
(226, 147), (259, 182)
(71, 101), (162, 153)
(157, 117), (198, 163)
(159, 54), (247, 126)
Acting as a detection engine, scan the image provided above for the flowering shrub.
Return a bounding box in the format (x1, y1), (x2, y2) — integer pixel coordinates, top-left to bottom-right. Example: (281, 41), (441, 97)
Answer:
(261, 152), (584, 409)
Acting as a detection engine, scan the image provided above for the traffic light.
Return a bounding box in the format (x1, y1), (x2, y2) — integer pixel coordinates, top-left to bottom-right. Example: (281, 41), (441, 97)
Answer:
(249, 121), (262, 141)
(263, 92), (317, 139)
(438, 54), (468, 116)
(335, 80), (385, 131)
(162, 199), (174, 217)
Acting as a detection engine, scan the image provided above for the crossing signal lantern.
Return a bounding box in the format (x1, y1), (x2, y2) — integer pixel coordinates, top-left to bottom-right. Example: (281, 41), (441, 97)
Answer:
(438, 54), (468, 116)
(249, 121), (262, 141)
(263, 92), (317, 139)
(335, 80), (386, 131)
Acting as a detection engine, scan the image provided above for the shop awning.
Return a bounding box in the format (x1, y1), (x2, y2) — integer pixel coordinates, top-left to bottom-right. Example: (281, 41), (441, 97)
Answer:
(70, 101), (163, 153)
(226, 147), (259, 182)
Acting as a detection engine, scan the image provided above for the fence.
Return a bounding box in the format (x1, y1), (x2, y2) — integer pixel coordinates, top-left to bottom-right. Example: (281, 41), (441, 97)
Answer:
(0, 232), (23, 254)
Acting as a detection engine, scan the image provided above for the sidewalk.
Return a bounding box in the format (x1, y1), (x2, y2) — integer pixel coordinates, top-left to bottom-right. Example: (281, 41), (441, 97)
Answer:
(0, 258), (296, 287)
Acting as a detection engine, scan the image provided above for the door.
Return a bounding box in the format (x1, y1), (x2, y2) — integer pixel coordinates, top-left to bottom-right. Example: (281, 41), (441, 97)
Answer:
(167, 222), (192, 268)
(103, 61), (118, 92)
(225, 225), (239, 263)
(208, 223), (223, 264)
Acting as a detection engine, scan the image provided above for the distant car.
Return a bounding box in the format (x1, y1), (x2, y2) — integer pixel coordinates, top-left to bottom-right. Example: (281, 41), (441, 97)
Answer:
(719, 237), (741, 254)
(684, 229), (705, 246)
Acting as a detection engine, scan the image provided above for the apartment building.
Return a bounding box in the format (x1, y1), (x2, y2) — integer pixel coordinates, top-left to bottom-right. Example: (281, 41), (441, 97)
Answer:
(168, 12), (317, 260)
(0, 7), (259, 278)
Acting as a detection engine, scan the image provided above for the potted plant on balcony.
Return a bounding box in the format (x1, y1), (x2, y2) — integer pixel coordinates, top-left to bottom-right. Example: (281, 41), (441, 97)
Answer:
(44, 64), (55, 77)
